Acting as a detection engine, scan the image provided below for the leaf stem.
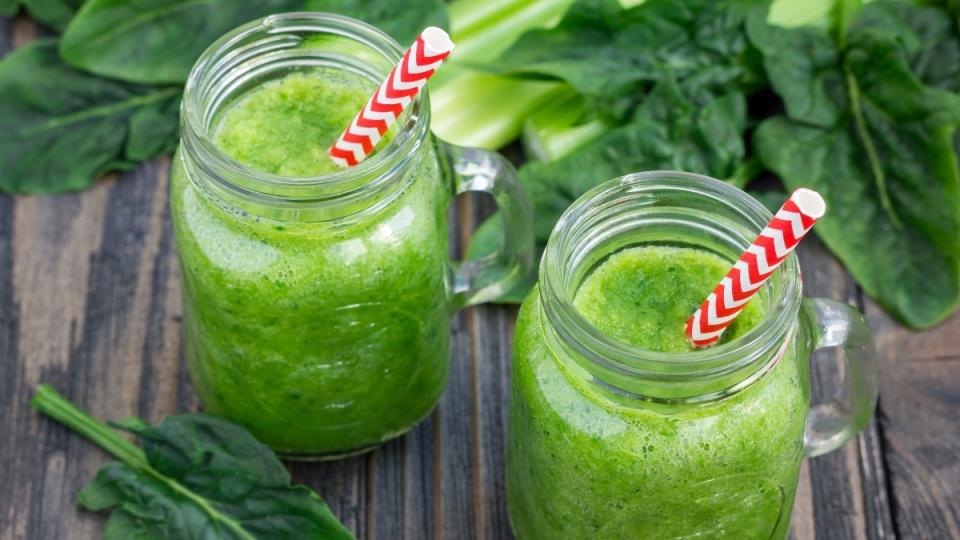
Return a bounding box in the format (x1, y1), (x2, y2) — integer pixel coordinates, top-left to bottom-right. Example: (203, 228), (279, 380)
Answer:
(31, 385), (259, 540)
(844, 65), (901, 227)
(31, 385), (148, 469)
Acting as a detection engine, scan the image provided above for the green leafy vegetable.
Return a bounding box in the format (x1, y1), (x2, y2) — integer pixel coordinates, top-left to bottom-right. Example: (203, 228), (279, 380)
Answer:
(60, 0), (448, 85)
(31, 384), (355, 540)
(853, 1), (960, 92)
(302, 0), (448, 46)
(751, 2), (960, 328)
(60, 0), (304, 84)
(464, 0), (764, 301)
(481, 0), (766, 117)
(20, 0), (83, 31)
(471, 79), (749, 301)
(0, 40), (181, 194)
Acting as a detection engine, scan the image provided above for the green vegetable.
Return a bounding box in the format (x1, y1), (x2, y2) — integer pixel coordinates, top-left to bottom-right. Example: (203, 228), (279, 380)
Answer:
(0, 40), (181, 194)
(20, 0), (83, 31)
(60, 0), (448, 85)
(453, 0), (765, 160)
(0, 0), (447, 194)
(521, 90), (607, 161)
(31, 385), (355, 540)
(751, 1), (960, 328)
(464, 0), (763, 300)
(472, 0), (765, 118)
(470, 79), (749, 301)
(302, 0), (448, 47)
(852, 1), (959, 92)
(60, 0), (303, 84)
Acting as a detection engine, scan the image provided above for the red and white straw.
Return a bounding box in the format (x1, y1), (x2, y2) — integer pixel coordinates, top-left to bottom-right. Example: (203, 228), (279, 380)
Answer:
(329, 27), (454, 168)
(685, 188), (827, 348)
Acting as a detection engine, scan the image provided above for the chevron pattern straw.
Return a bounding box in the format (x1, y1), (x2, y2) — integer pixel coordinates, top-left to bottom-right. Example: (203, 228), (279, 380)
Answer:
(329, 27), (454, 168)
(686, 188), (826, 348)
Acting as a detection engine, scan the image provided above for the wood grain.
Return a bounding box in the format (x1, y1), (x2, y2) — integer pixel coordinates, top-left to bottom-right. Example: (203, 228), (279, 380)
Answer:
(788, 236), (895, 540)
(866, 302), (960, 540)
(1, 12), (952, 540)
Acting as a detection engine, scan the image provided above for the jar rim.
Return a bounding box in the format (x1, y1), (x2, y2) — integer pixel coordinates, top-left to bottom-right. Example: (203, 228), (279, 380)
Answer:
(538, 171), (803, 401)
(180, 12), (430, 203)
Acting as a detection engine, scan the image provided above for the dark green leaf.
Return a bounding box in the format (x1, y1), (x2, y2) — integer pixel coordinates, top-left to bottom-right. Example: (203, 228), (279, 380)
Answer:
(482, 0), (766, 116)
(60, 0), (448, 85)
(852, 1), (960, 92)
(60, 0), (303, 84)
(468, 79), (748, 301)
(20, 0), (84, 31)
(0, 40), (181, 194)
(746, 13), (845, 127)
(81, 415), (355, 540)
(753, 18), (960, 328)
(303, 0), (448, 46)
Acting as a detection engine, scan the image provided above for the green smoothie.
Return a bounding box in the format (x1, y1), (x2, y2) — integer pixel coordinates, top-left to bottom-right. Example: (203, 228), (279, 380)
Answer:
(171, 68), (451, 456)
(508, 245), (809, 538)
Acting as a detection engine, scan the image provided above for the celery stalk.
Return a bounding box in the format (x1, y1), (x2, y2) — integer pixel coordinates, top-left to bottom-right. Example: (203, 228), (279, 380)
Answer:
(522, 91), (607, 161)
(432, 0), (651, 150)
(447, 0), (532, 38)
(431, 0), (575, 148)
(448, 0), (575, 63)
(431, 71), (566, 149)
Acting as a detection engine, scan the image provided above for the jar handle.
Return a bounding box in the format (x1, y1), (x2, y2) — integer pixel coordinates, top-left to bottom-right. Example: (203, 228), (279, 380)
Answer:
(440, 142), (535, 308)
(800, 298), (879, 457)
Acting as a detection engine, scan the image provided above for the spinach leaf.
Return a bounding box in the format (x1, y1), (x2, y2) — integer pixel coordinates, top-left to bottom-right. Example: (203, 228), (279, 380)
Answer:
(752, 12), (960, 328)
(60, 0), (448, 85)
(32, 385), (355, 540)
(469, 79), (748, 301)
(481, 0), (766, 117)
(302, 0), (448, 46)
(0, 40), (181, 194)
(60, 0), (304, 84)
(20, 0), (84, 31)
(852, 1), (960, 92)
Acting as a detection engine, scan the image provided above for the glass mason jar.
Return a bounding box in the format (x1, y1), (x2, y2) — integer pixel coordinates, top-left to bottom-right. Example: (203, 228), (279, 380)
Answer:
(171, 13), (534, 459)
(507, 172), (878, 539)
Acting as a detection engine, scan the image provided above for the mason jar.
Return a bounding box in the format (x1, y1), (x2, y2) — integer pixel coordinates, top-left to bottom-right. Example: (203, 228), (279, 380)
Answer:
(171, 13), (533, 459)
(507, 172), (878, 539)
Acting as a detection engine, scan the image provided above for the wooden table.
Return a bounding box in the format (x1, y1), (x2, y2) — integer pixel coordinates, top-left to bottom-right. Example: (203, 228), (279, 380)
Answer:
(2, 15), (959, 540)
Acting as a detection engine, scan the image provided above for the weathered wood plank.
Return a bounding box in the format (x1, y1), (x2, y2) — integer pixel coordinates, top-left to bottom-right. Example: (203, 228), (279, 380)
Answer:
(1, 155), (181, 539)
(865, 301), (960, 540)
(467, 303), (514, 540)
(466, 194), (515, 540)
(291, 457), (369, 538)
(431, 193), (479, 539)
(791, 236), (895, 540)
(401, 415), (436, 539)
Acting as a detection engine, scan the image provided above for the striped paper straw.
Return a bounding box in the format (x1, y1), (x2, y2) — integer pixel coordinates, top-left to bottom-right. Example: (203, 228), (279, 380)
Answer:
(329, 27), (454, 168)
(686, 188), (826, 348)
